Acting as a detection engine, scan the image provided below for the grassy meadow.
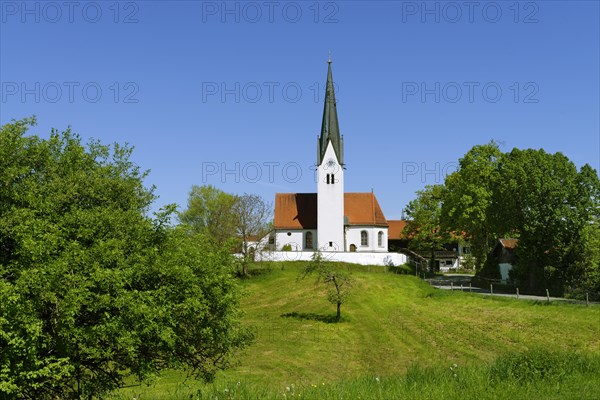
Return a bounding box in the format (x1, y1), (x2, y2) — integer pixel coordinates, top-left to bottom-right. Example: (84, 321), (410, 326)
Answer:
(113, 262), (600, 399)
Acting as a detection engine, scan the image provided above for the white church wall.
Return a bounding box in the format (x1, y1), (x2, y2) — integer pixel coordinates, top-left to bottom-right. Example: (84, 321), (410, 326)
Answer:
(275, 231), (303, 251)
(346, 226), (388, 252)
(275, 230), (317, 251)
(256, 250), (407, 266)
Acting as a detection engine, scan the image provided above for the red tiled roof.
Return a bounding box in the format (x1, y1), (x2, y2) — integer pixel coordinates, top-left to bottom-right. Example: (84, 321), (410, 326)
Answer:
(387, 219), (408, 239)
(499, 238), (518, 249)
(273, 192), (388, 229)
(344, 193), (388, 226)
(273, 193), (317, 229)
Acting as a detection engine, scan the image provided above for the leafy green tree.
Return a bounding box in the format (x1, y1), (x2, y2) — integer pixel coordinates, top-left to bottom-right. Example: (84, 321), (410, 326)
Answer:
(402, 185), (449, 273)
(299, 252), (353, 321)
(179, 185), (238, 247)
(441, 142), (504, 269)
(492, 148), (599, 293)
(0, 118), (252, 399)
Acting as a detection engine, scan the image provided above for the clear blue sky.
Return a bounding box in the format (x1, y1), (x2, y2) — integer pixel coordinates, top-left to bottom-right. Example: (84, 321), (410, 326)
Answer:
(1, 1), (599, 219)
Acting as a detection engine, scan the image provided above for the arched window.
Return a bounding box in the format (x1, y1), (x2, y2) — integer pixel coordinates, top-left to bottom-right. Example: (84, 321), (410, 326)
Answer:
(305, 231), (313, 249)
(378, 231), (384, 247)
(361, 230), (368, 246)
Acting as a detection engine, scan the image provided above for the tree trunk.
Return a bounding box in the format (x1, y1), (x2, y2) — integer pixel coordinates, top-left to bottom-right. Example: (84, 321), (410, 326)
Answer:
(336, 302), (341, 320)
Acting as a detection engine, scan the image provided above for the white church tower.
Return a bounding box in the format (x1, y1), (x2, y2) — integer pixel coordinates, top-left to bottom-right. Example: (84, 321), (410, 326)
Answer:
(317, 57), (345, 251)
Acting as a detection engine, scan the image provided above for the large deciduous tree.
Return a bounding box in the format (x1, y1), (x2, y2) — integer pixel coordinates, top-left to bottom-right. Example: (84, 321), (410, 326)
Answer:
(0, 118), (252, 399)
(492, 148), (600, 293)
(441, 142), (504, 269)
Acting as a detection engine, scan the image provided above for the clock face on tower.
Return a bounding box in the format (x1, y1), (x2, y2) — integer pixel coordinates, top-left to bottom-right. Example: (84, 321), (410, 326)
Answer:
(326, 158), (337, 169)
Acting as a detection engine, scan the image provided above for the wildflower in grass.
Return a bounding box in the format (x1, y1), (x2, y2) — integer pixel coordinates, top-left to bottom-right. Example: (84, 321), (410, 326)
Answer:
(450, 363), (459, 379)
(375, 377), (380, 383)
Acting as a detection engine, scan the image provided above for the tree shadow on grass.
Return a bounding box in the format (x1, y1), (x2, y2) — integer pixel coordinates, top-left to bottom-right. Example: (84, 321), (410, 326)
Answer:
(280, 311), (341, 323)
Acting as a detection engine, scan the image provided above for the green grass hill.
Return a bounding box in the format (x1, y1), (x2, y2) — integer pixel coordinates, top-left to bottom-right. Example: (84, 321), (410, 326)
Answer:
(115, 261), (600, 399)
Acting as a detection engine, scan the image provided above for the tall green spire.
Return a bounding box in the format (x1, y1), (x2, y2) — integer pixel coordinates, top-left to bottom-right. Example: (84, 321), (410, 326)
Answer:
(317, 56), (344, 166)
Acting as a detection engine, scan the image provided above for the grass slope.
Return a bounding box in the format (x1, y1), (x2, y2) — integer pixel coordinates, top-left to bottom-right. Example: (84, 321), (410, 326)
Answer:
(115, 262), (600, 399)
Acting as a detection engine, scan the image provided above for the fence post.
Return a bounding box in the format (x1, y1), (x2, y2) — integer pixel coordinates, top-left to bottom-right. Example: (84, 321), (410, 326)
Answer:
(546, 289), (550, 303)
(469, 283), (472, 293)
(490, 284), (493, 295)
(461, 284), (464, 291)
(586, 293), (589, 307)
(516, 287), (519, 300)
(451, 282), (454, 291)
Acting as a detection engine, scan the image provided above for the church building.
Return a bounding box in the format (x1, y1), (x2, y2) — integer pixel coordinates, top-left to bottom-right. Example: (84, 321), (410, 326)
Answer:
(272, 59), (392, 253)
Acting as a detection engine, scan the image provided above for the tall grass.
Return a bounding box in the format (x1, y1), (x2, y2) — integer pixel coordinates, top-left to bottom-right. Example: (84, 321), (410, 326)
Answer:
(111, 349), (600, 399)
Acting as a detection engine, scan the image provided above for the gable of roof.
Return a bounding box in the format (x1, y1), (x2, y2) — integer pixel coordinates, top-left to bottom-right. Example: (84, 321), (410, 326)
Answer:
(344, 193), (388, 226)
(499, 238), (518, 250)
(387, 219), (408, 240)
(273, 192), (388, 230)
(273, 193), (317, 229)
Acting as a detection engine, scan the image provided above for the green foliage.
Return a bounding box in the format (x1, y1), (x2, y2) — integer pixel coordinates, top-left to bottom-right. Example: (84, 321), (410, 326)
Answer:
(493, 148), (600, 293)
(179, 187), (271, 276)
(389, 263), (414, 274)
(281, 244), (292, 251)
(0, 118), (252, 399)
(299, 252), (353, 320)
(419, 141), (600, 295)
(178, 185), (238, 246)
(441, 142), (503, 269)
(403, 184), (449, 272)
(461, 254), (476, 270)
(490, 348), (600, 384)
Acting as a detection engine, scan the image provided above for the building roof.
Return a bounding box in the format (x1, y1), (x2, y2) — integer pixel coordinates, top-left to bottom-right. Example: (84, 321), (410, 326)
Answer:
(345, 192), (388, 226)
(273, 193), (317, 230)
(499, 238), (518, 249)
(317, 60), (343, 166)
(387, 219), (408, 240)
(273, 192), (388, 230)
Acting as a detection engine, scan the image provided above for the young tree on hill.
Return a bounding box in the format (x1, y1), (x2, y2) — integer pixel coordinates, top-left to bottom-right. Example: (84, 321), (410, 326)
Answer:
(299, 252), (353, 321)
(0, 118), (252, 399)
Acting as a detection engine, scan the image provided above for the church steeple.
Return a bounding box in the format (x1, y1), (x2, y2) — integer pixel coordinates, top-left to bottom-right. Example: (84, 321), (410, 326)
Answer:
(317, 56), (344, 166)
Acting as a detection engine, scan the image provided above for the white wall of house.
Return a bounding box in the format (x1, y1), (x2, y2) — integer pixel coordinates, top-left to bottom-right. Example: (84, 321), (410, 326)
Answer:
(346, 226), (388, 252)
(257, 250), (406, 266)
(317, 142), (345, 251)
(275, 230), (317, 251)
(456, 243), (470, 257)
(499, 263), (513, 283)
(438, 258), (460, 272)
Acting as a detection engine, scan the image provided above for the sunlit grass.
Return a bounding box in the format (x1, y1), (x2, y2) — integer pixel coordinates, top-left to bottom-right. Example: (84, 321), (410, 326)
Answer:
(113, 261), (600, 399)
